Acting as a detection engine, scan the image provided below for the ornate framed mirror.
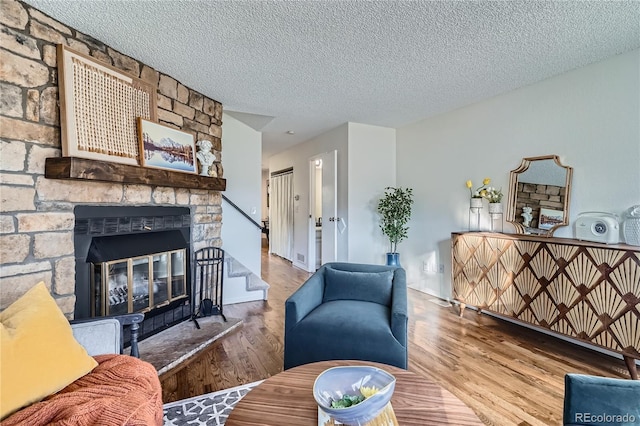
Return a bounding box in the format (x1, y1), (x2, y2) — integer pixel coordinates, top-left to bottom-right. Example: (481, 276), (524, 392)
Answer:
(506, 155), (573, 236)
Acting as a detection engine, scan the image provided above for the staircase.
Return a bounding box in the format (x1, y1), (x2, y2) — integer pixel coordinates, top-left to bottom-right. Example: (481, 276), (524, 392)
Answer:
(222, 253), (269, 305)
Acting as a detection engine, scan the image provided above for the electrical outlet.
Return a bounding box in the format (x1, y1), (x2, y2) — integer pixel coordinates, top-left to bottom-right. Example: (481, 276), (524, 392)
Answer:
(423, 261), (429, 272)
(438, 264), (445, 273)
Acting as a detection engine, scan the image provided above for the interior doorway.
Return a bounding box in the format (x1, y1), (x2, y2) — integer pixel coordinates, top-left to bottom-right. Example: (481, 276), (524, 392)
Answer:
(308, 150), (337, 272)
(269, 168), (294, 261)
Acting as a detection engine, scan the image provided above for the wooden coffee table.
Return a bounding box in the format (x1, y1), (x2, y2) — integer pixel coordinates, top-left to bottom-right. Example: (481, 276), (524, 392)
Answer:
(225, 360), (483, 425)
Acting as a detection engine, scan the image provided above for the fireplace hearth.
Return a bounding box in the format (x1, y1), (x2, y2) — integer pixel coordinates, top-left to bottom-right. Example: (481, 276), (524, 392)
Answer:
(74, 206), (192, 343)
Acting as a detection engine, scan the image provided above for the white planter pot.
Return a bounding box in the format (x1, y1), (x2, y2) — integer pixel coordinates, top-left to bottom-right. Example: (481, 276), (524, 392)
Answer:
(488, 203), (503, 214)
(470, 198), (483, 208)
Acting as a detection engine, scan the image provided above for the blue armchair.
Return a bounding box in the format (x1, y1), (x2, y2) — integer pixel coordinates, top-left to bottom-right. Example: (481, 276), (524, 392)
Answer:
(284, 262), (408, 370)
(563, 373), (640, 426)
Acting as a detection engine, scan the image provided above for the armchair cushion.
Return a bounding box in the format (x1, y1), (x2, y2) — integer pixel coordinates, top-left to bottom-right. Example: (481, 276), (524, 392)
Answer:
(0, 282), (98, 419)
(323, 267), (394, 305)
(289, 300), (405, 367)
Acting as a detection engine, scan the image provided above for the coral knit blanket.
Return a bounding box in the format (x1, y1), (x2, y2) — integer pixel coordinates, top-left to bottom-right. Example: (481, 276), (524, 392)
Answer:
(2, 354), (163, 426)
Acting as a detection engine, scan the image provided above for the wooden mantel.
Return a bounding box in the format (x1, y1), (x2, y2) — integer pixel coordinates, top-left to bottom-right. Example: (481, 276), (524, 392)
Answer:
(45, 157), (226, 191)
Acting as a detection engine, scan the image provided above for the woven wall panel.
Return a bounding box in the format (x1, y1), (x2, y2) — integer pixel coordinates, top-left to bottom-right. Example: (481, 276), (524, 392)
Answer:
(451, 232), (640, 360)
(58, 45), (157, 165)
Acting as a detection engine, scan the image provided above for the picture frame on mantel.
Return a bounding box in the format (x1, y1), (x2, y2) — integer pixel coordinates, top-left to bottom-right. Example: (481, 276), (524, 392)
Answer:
(57, 44), (157, 166)
(137, 118), (197, 174)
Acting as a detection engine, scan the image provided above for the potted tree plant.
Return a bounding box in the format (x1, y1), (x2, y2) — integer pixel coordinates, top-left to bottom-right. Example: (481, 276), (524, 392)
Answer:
(377, 187), (414, 266)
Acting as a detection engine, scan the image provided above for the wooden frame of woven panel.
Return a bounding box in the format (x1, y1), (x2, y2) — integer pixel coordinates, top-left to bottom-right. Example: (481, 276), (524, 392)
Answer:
(57, 44), (158, 166)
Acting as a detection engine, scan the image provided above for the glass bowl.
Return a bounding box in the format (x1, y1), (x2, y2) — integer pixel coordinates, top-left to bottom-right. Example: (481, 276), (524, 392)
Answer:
(313, 365), (396, 425)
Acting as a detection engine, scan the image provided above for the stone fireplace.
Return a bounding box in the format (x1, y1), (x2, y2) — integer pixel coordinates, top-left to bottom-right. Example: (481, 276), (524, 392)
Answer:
(0, 1), (225, 322)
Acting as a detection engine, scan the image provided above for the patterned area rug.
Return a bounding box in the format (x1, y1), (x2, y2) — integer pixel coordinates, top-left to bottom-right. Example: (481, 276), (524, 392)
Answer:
(163, 380), (263, 426)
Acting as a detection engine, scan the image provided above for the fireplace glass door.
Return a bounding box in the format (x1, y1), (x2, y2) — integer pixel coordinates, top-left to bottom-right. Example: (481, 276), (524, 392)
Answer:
(92, 249), (187, 316)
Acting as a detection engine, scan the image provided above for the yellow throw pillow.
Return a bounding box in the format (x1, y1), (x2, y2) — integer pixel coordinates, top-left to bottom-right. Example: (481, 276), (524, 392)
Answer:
(0, 281), (98, 419)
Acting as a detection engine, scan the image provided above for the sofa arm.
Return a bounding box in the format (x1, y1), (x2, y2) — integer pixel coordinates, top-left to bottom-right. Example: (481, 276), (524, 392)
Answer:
(390, 268), (408, 348)
(70, 313), (144, 358)
(285, 269), (325, 334)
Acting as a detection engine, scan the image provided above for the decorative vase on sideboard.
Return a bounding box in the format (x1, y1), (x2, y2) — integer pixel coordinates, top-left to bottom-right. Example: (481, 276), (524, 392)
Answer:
(469, 198), (483, 231)
(488, 202), (503, 232)
(623, 205), (640, 246)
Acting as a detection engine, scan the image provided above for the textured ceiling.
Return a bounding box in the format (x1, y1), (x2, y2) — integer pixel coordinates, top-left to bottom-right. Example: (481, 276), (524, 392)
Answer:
(26, 0), (640, 165)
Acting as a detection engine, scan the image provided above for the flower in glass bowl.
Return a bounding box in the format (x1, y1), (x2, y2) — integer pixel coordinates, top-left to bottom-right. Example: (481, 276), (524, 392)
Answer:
(482, 186), (503, 203)
(466, 178), (491, 198)
(313, 366), (396, 425)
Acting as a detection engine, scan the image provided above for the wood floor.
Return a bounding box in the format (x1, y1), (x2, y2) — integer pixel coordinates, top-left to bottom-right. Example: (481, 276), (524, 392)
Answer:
(160, 242), (630, 425)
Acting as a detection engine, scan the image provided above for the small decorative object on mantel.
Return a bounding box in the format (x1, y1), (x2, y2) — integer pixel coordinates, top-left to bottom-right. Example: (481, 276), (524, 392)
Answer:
(137, 118), (197, 173)
(196, 140), (216, 177)
(466, 178), (489, 231)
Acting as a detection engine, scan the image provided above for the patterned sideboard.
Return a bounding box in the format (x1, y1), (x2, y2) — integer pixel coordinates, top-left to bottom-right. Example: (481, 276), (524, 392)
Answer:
(451, 232), (640, 379)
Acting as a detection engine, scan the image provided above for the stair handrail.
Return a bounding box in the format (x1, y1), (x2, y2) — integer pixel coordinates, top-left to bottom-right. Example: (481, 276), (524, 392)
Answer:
(221, 194), (264, 231)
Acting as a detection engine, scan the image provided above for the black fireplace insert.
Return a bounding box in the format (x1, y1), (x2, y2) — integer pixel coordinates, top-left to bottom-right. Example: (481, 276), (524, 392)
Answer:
(74, 205), (192, 344)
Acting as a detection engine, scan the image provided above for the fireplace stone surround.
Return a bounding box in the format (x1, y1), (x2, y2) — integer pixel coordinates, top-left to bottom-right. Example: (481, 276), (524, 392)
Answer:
(0, 0), (225, 318)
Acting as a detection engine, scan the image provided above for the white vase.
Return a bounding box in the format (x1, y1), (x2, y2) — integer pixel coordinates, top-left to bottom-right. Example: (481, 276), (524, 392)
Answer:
(469, 198), (482, 231)
(470, 198), (483, 208)
(488, 203), (503, 214)
(488, 203), (503, 232)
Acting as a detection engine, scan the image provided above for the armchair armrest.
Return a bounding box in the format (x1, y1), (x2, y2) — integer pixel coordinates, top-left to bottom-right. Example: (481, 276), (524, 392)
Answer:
(70, 313), (144, 358)
(285, 269), (325, 334)
(390, 268), (408, 348)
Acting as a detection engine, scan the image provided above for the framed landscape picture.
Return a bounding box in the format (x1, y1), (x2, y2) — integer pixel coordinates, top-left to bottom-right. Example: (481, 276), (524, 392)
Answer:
(539, 207), (564, 230)
(137, 118), (197, 173)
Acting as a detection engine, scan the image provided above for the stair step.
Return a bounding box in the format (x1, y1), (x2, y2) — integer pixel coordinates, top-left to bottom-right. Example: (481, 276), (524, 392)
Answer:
(223, 253), (270, 294)
(225, 257), (249, 276)
(247, 274), (269, 291)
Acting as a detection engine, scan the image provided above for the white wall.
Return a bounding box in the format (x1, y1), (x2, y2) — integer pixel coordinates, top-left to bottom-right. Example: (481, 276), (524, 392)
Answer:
(396, 49), (640, 299)
(347, 123), (396, 264)
(270, 124), (349, 270)
(220, 112), (263, 275)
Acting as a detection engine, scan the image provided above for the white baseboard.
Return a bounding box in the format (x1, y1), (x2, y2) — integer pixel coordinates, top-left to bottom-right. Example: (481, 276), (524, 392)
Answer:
(292, 260), (310, 272)
(223, 293), (265, 305)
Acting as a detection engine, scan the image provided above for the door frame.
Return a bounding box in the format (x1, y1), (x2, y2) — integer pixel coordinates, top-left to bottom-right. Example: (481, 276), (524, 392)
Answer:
(307, 151), (337, 272)
(307, 156), (320, 273)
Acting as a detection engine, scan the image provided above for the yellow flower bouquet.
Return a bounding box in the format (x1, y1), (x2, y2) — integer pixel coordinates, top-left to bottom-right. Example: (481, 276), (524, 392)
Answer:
(466, 178), (490, 198)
